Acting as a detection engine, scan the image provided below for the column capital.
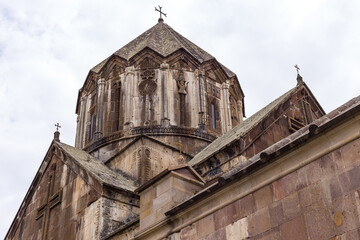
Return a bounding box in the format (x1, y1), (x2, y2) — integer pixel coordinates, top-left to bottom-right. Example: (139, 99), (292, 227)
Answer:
(160, 62), (169, 70)
(125, 66), (135, 76)
(80, 95), (87, 102)
(97, 78), (106, 86)
(222, 81), (230, 89)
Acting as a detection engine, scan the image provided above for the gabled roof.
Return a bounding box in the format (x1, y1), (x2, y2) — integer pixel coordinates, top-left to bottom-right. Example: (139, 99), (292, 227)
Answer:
(168, 95), (360, 217)
(90, 21), (235, 78)
(6, 139), (137, 239)
(188, 85), (299, 166)
(56, 142), (137, 192)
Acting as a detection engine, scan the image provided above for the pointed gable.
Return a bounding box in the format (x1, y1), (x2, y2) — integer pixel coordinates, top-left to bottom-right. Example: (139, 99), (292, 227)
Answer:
(5, 140), (137, 240)
(189, 81), (325, 180)
(57, 142), (137, 192)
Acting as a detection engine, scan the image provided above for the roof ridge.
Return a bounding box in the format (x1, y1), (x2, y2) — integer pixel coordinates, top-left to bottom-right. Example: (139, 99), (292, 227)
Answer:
(56, 142), (137, 191)
(189, 85), (299, 166)
(113, 23), (158, 57)
(164, 24), (204, 62)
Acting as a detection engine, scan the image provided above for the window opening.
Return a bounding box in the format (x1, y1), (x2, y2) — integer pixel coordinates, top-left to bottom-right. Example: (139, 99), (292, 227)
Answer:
(211, 103), (216, 129)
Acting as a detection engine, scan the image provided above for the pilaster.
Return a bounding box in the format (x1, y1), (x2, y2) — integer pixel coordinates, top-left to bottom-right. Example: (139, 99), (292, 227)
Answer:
(77, 94), (87, 148)
(237, 99), (244, 123)
(124, 66), (135, 126)
(198, 71), (206, 130)
(95, 78), (106, 140)
(222, 80), (232, 132)
(161, 63), (170, 127)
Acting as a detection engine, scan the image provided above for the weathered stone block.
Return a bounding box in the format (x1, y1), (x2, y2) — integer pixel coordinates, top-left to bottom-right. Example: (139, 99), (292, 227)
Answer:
(233, 194), (256, 221)
(180, 224), (197, 240)
(213, 202), (236, 230)
(156, 177), (172, 197)
(140, 202), (152, 219)
(339, 137), (360, 169)
(304, 160), (325, 185)
(254, 185), (273, 210)
(140, 212), (156, 230)
(269, 201), (284, 228)
(247, 207), (270, 237)
(225, 217), (248, 240)
(282, 192), (301, 221)
(200, 228), (226, 240)
(299, 183), (323, 209)
(152, 190), (172, 210)
(329, 176), (343, 201)
(304, 203), (335, 240)
(331, 192), (360, 235)
(272, 171), (304, 201)
(196, 214), (215, 239)
(172, 177), (202, 195)
(141, 186), (156, 207)
(338, 166), (360, 195)
(280, 215), (308, 240)
(319, 151), (339, 176)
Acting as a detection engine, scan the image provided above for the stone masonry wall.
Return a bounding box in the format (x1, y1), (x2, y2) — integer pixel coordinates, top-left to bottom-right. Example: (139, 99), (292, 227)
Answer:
(177, 136), (360, 239)
(7, 154), (101, 240)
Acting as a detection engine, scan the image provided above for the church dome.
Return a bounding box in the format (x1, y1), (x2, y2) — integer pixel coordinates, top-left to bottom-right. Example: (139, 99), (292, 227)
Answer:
(74, 20), (244, 183)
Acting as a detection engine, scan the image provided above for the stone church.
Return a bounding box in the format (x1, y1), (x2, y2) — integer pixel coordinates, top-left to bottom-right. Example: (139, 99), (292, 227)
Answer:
(6, 16), (360, 240)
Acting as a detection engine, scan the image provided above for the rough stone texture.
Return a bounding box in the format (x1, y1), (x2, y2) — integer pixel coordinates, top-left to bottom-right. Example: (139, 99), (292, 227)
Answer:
(6, 154), (101, 240)
(253, 185), (273, 210)
(7, 16), (360, 240)
(279, 215), (308, 240)
(6, 143), (139, 240)
(130, 101), (359, 240)
(192, 83), (326, 181)
(138, 167), (204, 231)
(74, 28), (244, 185)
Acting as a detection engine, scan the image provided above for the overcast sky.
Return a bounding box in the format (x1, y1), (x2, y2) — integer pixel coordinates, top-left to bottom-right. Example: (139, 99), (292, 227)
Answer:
(1, 0), (359, 237)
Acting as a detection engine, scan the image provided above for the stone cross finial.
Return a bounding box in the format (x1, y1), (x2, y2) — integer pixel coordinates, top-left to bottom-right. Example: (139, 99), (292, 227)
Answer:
(294, 64), (304, 85)
(155, 6), (167, 22)
(54, 123), (61, 131)
(294, 64), (300, 75)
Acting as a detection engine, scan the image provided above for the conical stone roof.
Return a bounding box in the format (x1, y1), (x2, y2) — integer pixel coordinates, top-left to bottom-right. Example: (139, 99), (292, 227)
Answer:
(91, 21), (235, 77)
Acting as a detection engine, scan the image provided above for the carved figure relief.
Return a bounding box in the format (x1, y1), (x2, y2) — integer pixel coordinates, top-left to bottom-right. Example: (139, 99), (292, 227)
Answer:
(139, 59), (158, 126)
(137, 147), (151, 185)
(174, 69), (188, 126)
(176, 70), (188, 94)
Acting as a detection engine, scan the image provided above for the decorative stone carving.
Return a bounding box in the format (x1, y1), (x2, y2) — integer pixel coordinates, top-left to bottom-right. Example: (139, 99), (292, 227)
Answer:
(140, 58), (159, 70)
(125, 66), (135, 76)
(139, 79), (157, 96)
(176, 70), (188, 95)
(140, 69), (155, 80)
(139, 63), (157, 96)
(207, 82), (221, 99)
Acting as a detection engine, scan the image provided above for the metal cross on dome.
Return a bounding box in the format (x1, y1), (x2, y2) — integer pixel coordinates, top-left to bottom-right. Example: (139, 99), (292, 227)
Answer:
(55, 123), (61, 131)
(155, 5), (167, 19)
